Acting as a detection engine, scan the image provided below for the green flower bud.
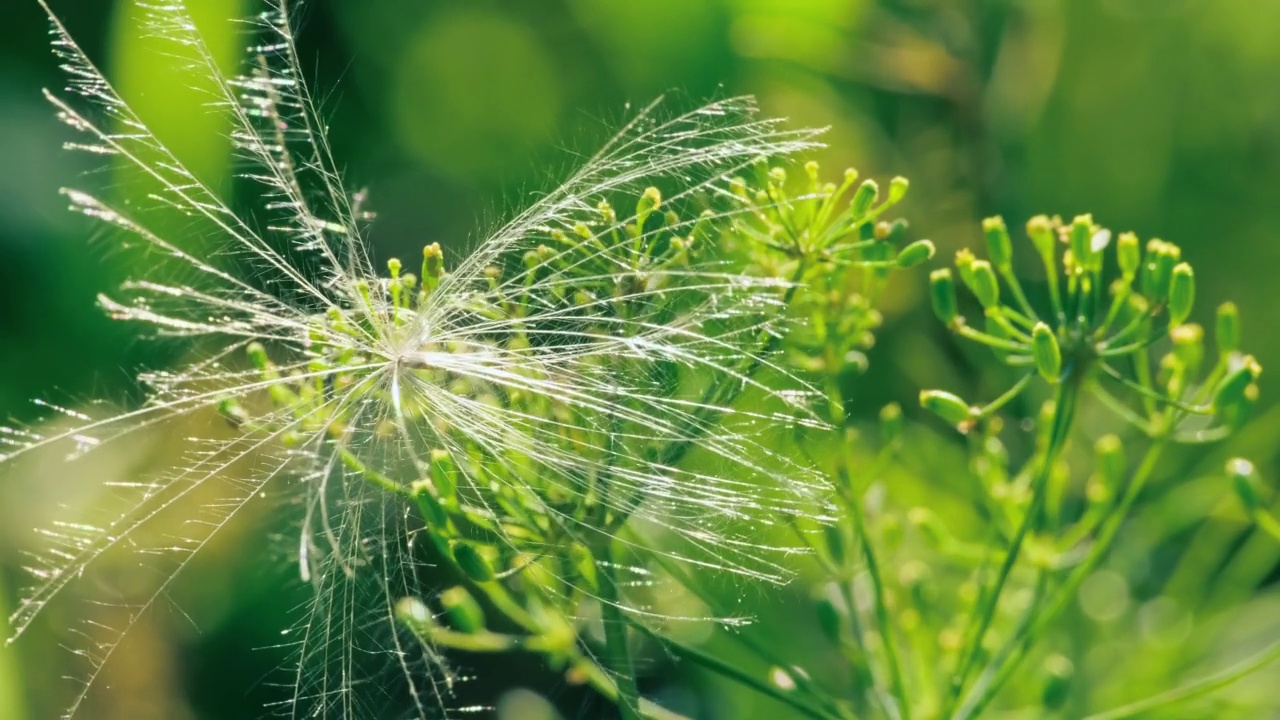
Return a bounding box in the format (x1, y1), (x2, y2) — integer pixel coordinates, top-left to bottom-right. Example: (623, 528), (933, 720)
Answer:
(410, 480), (450, 529)
(452, 542), (495, 583)
(1214, 355), (1262, 412)
(851, 179), (879, 217)
(983, 216), (1013, 270)
(430, 449), (457, 501)
(1031, 323), (1062, 382)
(1140, 240), (1180, 300)
(439, 586), (486, 633)
(931, 266), (962, 322)
(1171, 323), (1204, 375)
(1041, 654), (1075, 710)
(1026, 215), (1057, 258)
(387, 257), (402, 279)
(395, 596), (437, 637)
(887, 176), (910, 204)
(1216, 302), (1240, 355)
(967, 260), (1001, 309)
(1094, 434), (1125, 487)
(1229, 458), (1261, 511)
(880, 402), (903, 444)
(421, 242), (444, 293)
(636, 186), (662, 228)
(217, 399), (251, 429)
(1069, 214), (1095, 269)
(1117, 232), (1141, 279)
(896, 239), (936, 268)
(570, 543), (599, 593)
(1168, 262), (1195, 327)
(246, 341), (270, 371)
(804, 160), (820, 184)
(920, 389), (974, 428)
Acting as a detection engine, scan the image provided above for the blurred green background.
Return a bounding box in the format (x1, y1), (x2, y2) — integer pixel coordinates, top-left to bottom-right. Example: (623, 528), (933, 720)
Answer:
(3, 0), (1280, 718)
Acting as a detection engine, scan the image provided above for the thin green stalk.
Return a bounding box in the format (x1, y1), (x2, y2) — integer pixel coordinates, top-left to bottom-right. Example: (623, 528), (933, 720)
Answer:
(599, 552), (643, 720)
(837, 454), (910, 720)
(945, 380), (1079, 713)
(954, 441), (1166, 719)
(1083, 639), (1280, 720)
(628, 621), (841, 720)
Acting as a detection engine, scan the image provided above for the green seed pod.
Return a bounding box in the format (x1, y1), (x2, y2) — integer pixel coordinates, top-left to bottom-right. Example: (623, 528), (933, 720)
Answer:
(920, 390), (973, 428)
(1117, 232), (1141, 279)
(1141, 240), (1180, 300)
(1168, 262), (1195, 327)
(1031, 322), (1062, 382)
(1094, 434), (1125, 487)
(439, 586), (486, 633)
(1216, 302), (1241, 355)
(930, 268), (958, 325)
(1026, 214), (1056, 259)
(896, 239), (936, 268)
(967, 260), (1000, 309)
(1069, 214), (1095, 269)
(887, 175), (910, 204)
(1041, 654), (1075, 710)
(452, 542), (495, 583)
(983, 216), (1013, 270)
(880, 402), (903, 445)
(851, 179), (879, 217)
(1229, 458), (1262, 511)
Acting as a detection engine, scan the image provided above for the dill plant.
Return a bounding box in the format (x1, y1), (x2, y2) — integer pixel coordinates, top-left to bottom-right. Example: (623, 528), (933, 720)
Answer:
(6, 1), (1280, 719)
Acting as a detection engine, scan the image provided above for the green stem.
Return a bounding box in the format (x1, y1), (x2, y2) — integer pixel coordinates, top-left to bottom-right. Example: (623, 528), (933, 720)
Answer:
(1083, 639), (1280, 720)
(837, 454), (910, 720)
(599, 551), (643, 720)
(945, 380), (1078, 713)
(953, 441), (1166, 719)
(628, 622), (841, 720)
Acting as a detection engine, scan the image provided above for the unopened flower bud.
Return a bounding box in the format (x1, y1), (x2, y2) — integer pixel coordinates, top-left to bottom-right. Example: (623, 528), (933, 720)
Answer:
(1117, 232), (1141, 279)
(1069, 214), (1095, 269)
(1168, 262), (1195, 327)
(880, 402), (903, 444)
(1032, 323), (1062, 382)
(967, 260), (1000, 309)
(1216, 302), (1240, 355)
(452, 542), (495, 583)
(1228, 458), (1262, 511)
(439, 586), (486, 633)
(887, 176), (909, 204)
(1171, 323), (1204, 374)
(1026, 215), (1056, 258)
(636, 186), (662, 228)
(983, 216), (1012, 270)
(896, 239), (936, 268)
(1094, 435), (1125, 487)
(814, 585), (848, 645)
(1214, 356), (1262, 412)
(920, 389), (974, 428)
(851, 179), (879, 217)
(930, 269), (958, 325)
(421, 242), (444, 293)
(1041, 654), (1075, 710)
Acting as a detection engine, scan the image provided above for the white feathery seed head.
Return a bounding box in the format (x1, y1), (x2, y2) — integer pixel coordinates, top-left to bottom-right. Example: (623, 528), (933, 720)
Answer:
(6, 1), (835, 717)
